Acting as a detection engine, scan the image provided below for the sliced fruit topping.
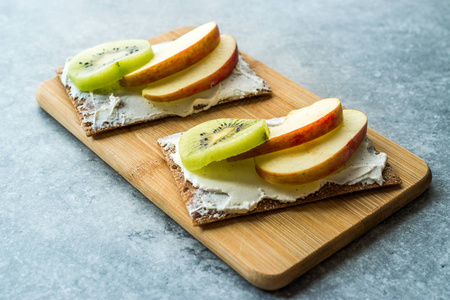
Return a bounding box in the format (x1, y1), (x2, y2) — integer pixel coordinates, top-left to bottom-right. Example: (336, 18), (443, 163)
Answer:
(255, 109), (368, 185)
(121, 22), (220, 87)
(142, 34), (238, 102)
(179, 118), (269, 171)
(68, 40), (153, 91)
(229, 98), (344, 161)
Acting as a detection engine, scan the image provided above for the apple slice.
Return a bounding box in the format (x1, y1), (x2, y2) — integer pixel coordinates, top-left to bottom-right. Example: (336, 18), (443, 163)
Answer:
(228, 98), (343, 161)
(141, 34), (238, 102)
(255, 109), (368, 185)
(120, 22), (220, 87)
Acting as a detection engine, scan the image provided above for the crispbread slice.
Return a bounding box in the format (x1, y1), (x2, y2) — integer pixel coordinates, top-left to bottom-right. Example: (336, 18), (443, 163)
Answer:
(158, 137), (402, 226)
(56, 55), (271, 136)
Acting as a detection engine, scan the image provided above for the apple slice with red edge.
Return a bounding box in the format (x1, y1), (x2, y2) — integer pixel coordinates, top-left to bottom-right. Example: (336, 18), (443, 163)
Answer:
(141, 34), (238, 102)
(254, 109), (368, 185)
(120, 22), (220, 87)
(228, 98), (343, 161)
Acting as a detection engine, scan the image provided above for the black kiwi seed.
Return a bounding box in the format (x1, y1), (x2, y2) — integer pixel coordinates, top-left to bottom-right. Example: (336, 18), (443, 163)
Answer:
(196, 120), (250, 149)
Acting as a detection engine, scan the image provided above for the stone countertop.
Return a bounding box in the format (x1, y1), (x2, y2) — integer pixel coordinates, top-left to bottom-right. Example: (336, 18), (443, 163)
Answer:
(1, 0), (448, 299)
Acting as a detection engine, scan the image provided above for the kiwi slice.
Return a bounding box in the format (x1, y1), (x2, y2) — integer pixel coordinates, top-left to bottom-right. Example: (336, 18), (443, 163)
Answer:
(179, 118), (270, 171)
(67, 40), (154, 91)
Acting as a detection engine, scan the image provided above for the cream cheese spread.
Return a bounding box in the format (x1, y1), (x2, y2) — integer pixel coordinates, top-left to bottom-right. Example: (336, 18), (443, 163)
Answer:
(60, 42), (270, 132)
(159, 122), (387, 214)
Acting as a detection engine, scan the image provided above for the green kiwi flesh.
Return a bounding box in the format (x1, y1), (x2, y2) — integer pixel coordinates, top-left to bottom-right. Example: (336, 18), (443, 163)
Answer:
(179, 118), (270, 171)
(67, 40), (154, 91)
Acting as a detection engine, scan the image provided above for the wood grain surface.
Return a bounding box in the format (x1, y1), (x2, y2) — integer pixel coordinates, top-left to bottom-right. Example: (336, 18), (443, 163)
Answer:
(35, 26), (431, 290)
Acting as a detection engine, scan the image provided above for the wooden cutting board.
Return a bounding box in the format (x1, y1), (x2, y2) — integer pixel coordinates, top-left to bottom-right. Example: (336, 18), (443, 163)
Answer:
(35, 26), (431, 290)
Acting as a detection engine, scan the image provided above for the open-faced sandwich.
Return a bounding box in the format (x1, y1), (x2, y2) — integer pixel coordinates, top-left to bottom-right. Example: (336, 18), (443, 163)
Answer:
(158, 98), (402, 226)
(56, 22), (271, 136)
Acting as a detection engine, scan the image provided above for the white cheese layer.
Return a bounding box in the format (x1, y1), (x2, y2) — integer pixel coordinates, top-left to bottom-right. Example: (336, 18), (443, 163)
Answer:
(60, 42), (270, 132)
(159, 123), (387, 214)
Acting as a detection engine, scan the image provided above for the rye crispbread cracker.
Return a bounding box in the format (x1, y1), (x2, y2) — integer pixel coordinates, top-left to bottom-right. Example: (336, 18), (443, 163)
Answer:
(56, 56), (271, 137)
(158, 137), (402, 226)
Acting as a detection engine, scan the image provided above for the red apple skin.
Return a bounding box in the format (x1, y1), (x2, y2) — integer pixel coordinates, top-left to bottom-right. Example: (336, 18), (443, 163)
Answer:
(255, 116), (367, 185)
(142, 45), (238, 102)
(228, 102), (343, 161)
(120, 23), (220, 87)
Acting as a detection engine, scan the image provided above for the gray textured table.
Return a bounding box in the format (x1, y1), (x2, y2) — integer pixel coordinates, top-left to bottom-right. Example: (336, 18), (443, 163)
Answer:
(1, 0), (449, 299)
